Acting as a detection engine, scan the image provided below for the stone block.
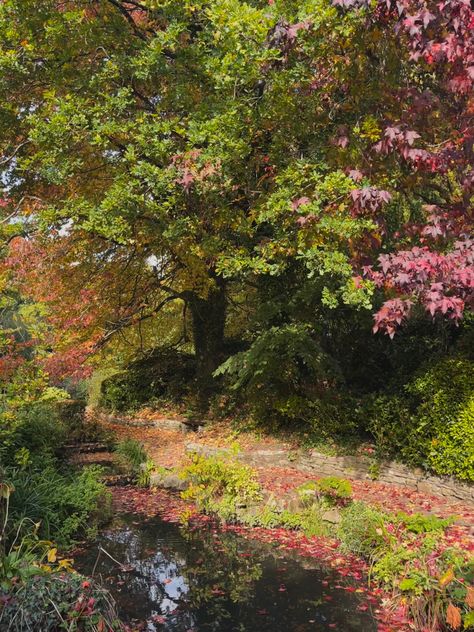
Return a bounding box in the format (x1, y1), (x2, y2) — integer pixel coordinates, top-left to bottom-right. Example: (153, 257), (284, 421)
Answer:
(321, 509), (342, 524)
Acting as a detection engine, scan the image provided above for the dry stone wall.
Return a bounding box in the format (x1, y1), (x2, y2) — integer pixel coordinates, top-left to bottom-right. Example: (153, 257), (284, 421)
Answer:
(185, 442), (474, 505)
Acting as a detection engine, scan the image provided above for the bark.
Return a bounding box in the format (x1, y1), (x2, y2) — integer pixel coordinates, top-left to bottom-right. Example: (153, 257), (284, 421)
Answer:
(188, 278), (227, 408)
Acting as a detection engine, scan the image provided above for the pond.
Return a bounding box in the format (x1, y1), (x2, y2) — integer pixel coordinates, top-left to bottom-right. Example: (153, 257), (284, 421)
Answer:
(76, 513), (377, 632)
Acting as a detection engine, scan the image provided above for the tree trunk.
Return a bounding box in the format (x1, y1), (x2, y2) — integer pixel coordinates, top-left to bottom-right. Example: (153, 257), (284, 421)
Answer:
(188, 278), (227, 409)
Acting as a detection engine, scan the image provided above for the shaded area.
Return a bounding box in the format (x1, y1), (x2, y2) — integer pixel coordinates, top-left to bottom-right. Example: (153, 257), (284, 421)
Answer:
(75, 513), (376, 632)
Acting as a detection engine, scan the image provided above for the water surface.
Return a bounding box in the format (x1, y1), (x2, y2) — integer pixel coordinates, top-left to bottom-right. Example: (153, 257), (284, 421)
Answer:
(76, 513), (376, 632)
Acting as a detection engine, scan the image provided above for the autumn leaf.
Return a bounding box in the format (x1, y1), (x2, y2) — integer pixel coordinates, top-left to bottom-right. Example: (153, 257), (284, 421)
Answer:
(47, 548), (57, 563)
(439, 568), (455, 587)
(466, 586), (474, 609)
(446, 603), (462, 630)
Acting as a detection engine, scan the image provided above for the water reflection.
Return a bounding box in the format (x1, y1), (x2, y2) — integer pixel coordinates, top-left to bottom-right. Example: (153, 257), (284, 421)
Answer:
(76, 514), (376, 632)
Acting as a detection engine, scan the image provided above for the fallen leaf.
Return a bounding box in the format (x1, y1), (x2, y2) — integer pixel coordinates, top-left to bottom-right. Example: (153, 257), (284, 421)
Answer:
(446, 603), (461, 630)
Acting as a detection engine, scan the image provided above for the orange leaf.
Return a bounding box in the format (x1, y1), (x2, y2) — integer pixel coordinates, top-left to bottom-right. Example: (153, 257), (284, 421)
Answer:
(466, 586), (474, 609)
(446, 603), (462, 630)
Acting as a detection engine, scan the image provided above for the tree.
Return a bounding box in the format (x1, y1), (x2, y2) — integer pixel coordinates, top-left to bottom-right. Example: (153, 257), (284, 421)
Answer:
(0, 0), (471, 405)
(0, 0), (382, 400)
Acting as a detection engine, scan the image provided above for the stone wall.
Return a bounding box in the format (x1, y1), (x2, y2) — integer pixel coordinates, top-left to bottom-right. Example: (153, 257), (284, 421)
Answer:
(185, 442), (474, 505)
(94, 410), (204, 433)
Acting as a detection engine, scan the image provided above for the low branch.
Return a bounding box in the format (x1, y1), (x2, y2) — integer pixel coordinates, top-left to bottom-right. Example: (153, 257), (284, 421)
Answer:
(96, 294), (179, 349)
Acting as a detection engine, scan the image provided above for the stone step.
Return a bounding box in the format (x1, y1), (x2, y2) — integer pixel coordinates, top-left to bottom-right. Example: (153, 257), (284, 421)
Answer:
(63, 442), (110, 453)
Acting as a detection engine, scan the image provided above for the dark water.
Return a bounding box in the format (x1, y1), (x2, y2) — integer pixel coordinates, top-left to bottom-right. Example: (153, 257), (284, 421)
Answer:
(76, 514), (376, 632)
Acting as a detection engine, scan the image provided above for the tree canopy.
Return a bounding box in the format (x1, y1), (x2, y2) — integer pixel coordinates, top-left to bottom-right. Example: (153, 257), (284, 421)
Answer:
(0, 0), (472, 398)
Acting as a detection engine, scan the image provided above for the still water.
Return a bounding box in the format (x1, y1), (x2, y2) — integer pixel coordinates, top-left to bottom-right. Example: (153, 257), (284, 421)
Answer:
(76, 513), (376, 632)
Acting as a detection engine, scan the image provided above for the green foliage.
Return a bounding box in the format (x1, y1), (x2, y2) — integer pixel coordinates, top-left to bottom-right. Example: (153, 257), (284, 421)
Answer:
(0, 402), (66, 467)
(338, 501), (473, 630)
(364, 394), (412, 459)
(363, 357), (474, 481)
(115, 438), (148, 477)
(338, 502), (388, 558)
(397, 512), (454, 534)
(6, 464), (111, 546)
(427, 396), (474, 482)
(316, 477), (352, 504)
(180, 452), (261, 521)
(406, 358), (474, 480)
(137, 459), (156, 488)
(216, 325), (337, 399)
(100, 350), (195, 412)
(215, 324), (361, 441)
(240, 497), (327, 537)
(0, 572), (123, 632)
(296, 481), (318, 507)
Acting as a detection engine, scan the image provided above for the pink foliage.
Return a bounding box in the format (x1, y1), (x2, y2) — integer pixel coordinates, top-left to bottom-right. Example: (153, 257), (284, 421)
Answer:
(368, 239), (474, 334)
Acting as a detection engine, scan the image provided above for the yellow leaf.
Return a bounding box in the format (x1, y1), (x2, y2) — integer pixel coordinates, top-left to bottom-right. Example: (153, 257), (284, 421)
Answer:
(57, 558), (74, 571)
(446, 603), (461, 630)
(439, 568), (455, 587)
(47, 548), (57, 563)
(39, 564), (53, 573)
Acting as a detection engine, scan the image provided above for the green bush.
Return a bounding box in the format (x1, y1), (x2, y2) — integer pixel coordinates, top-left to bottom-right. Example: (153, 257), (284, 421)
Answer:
(364, 357), (474, 481)
(0, 403), (66, 468)
(6, 464), (111, 546)
(364, 394), (412, 459)
(396, 512), (453, 534)
(180, 452), (261, 520)
(406, 357), (474, 480)
(316, 476), (352, 504)
(338, 502), (388, 558)
(99, 349), (195, 412)
(427, 396), (474, 481)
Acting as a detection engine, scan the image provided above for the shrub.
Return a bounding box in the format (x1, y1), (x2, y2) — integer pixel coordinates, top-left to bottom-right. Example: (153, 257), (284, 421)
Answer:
(396, 512), (454, 534)
(427, 396), (474, 481)
(406, 357), (474, 480)
(364, 394), (412, 459)
(0, 572), (123, 632)
(338, 502), (388, 558)
(338, 501), (474, 631)
(296, 481), (318, 507)
(316, 476), (352, 505)
(0, 403), (66, 468)
(6, 464), (111, 546)
(180, 452), (261, 520)
(214, 325), (348, 430)
(365, 357), (474, 481)
(99, 349), (195, 412)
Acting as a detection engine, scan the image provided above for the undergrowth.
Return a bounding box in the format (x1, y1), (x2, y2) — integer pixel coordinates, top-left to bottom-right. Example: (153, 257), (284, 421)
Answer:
(175, 453), (473, 632)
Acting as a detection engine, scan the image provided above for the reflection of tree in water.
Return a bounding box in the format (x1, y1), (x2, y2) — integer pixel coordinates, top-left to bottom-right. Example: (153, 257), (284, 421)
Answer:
(77, 514), (376, 632)
(81, 515), (264, 630)
(178, 523), (264, 613)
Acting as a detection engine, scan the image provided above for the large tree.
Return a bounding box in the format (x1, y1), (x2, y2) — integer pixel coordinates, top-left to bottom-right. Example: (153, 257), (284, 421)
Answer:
(0, 0), (471, 400)
(0, 0), (381, 392)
